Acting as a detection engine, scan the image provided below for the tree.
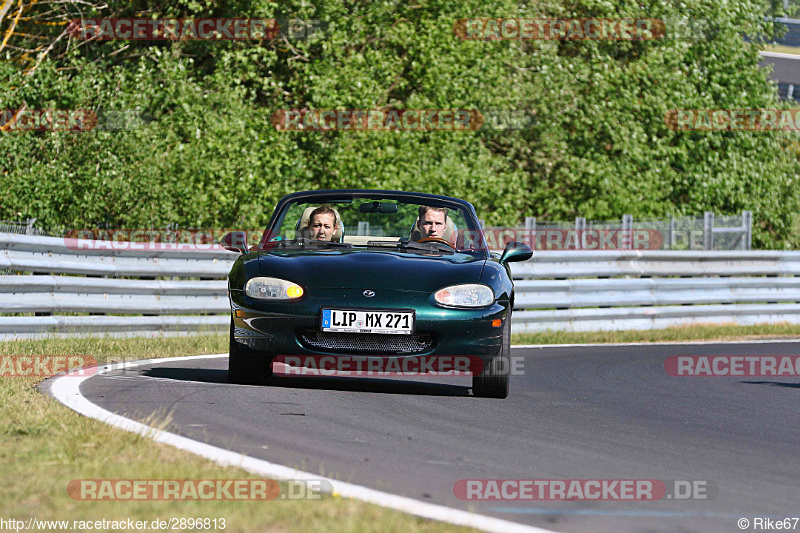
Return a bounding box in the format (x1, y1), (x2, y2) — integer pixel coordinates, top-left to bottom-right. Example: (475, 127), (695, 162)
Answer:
(0, 0), (797, 247)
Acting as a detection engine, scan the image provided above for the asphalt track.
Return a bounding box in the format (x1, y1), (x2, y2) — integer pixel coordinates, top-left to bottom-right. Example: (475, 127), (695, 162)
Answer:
(69, 342), (800, 532)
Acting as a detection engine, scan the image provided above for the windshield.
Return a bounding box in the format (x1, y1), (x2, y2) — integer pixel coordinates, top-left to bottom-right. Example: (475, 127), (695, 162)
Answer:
(259, 195), (488, 257)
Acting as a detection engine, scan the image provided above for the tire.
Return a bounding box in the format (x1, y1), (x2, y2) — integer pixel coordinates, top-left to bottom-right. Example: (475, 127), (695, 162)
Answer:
(472, 312), (511, 398)
(228, 318), (273, 385)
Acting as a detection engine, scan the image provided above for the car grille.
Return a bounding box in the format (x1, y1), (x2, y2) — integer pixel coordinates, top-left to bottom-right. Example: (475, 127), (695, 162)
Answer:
(298, 330), (435, 354)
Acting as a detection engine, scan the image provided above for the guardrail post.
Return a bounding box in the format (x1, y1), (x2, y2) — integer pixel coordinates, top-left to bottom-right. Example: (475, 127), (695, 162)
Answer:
(743, 210), (752, 250)
(704, 212), (714, 251)
(668, 215), (675, 250)
(621, 214), (633, 249)
(165, 222), (178, 243)
(525, 216), (536, 249)
(525, 217), (535, 229)
(575, 217), (586, 250)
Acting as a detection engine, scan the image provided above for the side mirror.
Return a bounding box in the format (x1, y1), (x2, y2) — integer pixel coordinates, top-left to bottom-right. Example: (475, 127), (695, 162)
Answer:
(220, 231), (249, 254)
(500, 240), (533, 264)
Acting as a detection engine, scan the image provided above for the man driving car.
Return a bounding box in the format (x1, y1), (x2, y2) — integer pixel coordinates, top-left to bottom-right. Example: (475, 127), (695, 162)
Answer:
(415, 205), (448, 240)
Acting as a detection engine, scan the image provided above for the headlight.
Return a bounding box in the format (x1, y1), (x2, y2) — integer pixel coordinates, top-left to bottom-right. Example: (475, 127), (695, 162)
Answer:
(434, 284), (494, 308)
(245, 277), (304, 300)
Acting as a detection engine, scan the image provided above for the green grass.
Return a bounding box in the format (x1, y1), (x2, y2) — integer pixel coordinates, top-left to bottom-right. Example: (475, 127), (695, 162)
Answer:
(5, 324), (799, 531)
(1, 334), (478, 533)
(762, 43), (800, 55)
(512, 322), (800, 345)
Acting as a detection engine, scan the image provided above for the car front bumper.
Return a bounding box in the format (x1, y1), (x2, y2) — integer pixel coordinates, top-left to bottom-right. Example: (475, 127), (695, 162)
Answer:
(229, 287), (507, 361)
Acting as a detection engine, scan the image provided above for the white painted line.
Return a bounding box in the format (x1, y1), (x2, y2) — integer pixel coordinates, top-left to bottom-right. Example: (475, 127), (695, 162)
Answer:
(760, 51), (800, 59)
(512, 338), (800, 349)
(46, 354), (556, 533)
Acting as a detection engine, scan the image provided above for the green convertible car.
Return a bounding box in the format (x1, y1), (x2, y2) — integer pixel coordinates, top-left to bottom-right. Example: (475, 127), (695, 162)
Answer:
(220, 190), (532, 398)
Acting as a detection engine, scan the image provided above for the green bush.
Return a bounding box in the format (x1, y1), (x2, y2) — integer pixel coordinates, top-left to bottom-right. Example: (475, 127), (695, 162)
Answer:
(0, 0), (797, 247)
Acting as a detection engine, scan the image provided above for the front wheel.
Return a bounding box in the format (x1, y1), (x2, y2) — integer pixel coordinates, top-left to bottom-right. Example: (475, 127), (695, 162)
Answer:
(472, 312), (511, 398)
(228, 318), (273, 385)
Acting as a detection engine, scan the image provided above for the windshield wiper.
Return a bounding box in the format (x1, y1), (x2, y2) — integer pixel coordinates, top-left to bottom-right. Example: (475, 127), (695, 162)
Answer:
(303, 239), (351, 248)
(265, 239), (351, 250)
(367, 239), (454, 254)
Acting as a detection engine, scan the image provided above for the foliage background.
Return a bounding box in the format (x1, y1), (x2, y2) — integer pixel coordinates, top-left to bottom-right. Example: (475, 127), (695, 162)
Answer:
(0, 0), (797, 247)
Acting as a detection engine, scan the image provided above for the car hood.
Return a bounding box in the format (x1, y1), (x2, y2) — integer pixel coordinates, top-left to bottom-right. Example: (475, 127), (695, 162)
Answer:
(257, 249), (486, 292)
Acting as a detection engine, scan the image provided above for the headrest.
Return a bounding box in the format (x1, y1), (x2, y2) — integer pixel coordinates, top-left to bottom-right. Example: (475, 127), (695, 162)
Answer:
(298, 205), (343, 242)
(409, 215), (457, 245)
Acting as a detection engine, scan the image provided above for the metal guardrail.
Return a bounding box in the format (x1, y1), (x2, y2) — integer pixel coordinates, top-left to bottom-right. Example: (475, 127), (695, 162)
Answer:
(514, 276), (800, 308)
(3, 232), (800, 338)
(0, 233), (236, 338)
(510, 250), (800, 278)
(511, 250), (800, 332)
(514, 303), (800, 333)
(513, 211), (753, 251)
(2, 315), (230, 337)
(0, 233), (234, 276)
(775, 17), (800, 47)
(0, 276), (229, 314)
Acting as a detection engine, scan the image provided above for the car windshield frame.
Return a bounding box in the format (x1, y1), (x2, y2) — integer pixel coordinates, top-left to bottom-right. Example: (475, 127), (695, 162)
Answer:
(257, 190), (490, 258)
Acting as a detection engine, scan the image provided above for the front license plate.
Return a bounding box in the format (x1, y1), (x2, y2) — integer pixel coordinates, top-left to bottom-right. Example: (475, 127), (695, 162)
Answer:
(321, 309), (414, 334)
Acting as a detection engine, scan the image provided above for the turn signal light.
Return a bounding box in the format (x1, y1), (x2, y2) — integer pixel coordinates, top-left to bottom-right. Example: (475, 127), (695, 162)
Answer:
(286, 285), (304, 298)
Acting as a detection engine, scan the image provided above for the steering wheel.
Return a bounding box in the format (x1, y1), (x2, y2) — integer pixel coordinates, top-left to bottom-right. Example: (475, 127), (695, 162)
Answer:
(416, 237), (457, 249)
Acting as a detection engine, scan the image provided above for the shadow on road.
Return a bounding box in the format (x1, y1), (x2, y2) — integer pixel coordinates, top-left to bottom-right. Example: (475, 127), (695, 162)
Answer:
(143, 366), (473, 397)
